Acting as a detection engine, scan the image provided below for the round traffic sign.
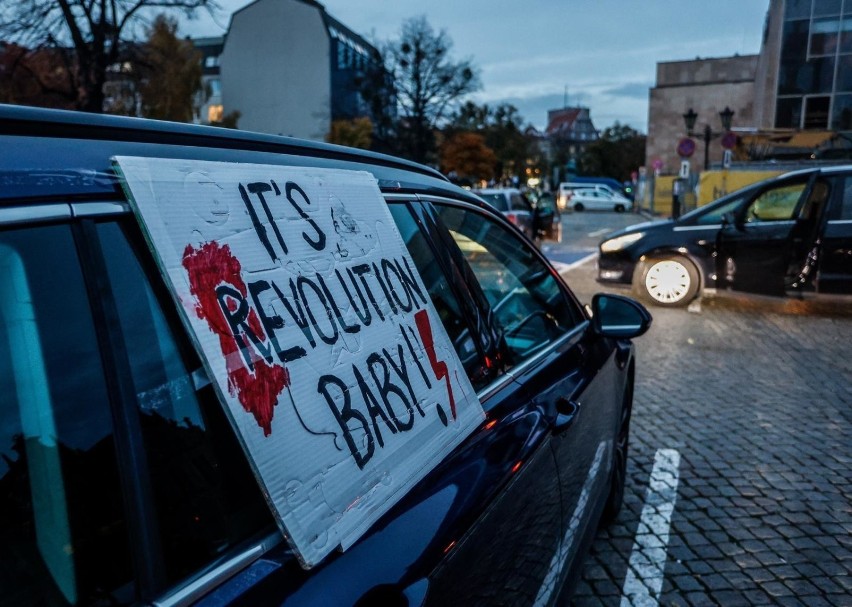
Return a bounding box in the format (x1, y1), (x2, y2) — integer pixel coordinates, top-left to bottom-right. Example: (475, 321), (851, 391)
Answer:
(677, 137), (696, 158)
(721, 131), (737, 150)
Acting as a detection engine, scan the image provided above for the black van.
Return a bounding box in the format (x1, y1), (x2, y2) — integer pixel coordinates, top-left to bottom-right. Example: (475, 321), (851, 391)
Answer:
(0, 104), (650, 606)
(598, 168), (852, 306)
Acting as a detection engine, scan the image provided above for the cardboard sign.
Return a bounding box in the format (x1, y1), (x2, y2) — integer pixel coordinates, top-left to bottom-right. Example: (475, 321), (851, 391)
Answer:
(113, 157), (485, 568)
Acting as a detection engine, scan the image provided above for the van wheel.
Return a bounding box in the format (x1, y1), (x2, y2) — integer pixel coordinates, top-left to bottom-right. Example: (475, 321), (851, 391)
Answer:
(573, 202), (585, 212)
(614, 204), (625, 213)
(633, 256), (699, 307)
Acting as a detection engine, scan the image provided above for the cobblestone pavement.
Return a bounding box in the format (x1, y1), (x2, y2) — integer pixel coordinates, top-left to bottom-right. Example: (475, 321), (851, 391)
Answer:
(561, 259), (852, 607)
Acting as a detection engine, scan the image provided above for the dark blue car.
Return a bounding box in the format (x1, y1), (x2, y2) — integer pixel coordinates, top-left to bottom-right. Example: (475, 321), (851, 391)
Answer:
(0, 105), (650, 606)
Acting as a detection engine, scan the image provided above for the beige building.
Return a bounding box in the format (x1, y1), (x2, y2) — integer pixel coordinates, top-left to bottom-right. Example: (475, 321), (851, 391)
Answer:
(221, 0), (381, 141)
(646, 55), (758, 175)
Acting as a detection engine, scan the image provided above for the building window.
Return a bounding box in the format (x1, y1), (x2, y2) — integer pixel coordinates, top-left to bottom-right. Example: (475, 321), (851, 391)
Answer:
(813, 0), (842, 16)
(208, 78), (221, 98)
(785, 0), (812, 20)
(777, 96), (804, 128)
(803, 95), (831, 128)
(207, 104), (223, 123)
(839, 17), (852, 51)
(204, 55), (218, 68)
(810, 18), (841, 55)
(831, 93), (852, 128)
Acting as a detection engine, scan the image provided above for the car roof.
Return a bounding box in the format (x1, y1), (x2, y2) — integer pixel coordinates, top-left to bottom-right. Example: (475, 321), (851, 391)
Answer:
(0, 104), (482, 206)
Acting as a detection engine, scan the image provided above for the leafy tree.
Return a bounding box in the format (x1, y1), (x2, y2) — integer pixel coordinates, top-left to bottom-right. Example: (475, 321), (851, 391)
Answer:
(136, 15), (201, 121)
(0, 42), (75, 108)
(446, 102), (539, 183)
(328, 117), (373, 150)
(385, 16), (480, 163)
(0, 0), (216, 112)
(579, 122), (646, 181)
(440, 131), (496, 182)
(353, 53), (396, 153)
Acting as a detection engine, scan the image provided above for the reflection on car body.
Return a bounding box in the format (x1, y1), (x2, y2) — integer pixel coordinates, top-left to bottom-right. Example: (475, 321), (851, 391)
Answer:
(597, 167), (852, 306)
(0, 104), (650, 606)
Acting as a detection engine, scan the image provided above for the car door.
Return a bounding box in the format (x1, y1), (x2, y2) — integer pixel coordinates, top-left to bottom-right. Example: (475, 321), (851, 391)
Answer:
(817, 173), (852, 294)
(387, 199), (568, 607)
(715, 175), (815, 296)
(423, 198), (616, 605)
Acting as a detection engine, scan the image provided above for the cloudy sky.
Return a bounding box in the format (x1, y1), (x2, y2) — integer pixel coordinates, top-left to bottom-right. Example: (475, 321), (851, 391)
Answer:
(180, 0), (771, 133)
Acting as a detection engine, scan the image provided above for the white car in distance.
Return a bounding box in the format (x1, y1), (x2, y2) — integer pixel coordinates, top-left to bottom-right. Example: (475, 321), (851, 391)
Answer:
(569, 187), (633, 212)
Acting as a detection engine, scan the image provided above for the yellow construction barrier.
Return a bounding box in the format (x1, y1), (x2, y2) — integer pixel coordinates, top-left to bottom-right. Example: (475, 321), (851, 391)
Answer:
(696, 170), (783, 207)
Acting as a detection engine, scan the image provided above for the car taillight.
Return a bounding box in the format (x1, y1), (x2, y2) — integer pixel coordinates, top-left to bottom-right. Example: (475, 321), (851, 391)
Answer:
(505, 212), (518, 225)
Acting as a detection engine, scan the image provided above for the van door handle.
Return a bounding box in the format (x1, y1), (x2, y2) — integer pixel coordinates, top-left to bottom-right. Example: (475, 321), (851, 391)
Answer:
(554, 397), (580, 434)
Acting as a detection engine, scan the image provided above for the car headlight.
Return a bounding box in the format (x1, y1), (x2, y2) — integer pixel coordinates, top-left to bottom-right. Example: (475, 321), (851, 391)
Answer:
(600, 232), (644, 253)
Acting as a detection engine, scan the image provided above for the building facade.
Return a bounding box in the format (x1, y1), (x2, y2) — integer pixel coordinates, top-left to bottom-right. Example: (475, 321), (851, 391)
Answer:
(193, 37), (224, 126)
(220, 0), (381, 140)
(758, 0), (852, 131)
(646, 55), (758, 175)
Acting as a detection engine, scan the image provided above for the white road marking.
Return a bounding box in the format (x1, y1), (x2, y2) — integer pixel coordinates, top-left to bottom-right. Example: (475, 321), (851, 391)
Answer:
(561, 252), (598, 272)
(533, 441), (608, 607)
(620, 448), (681, 607)
(588, 228), (610, 237)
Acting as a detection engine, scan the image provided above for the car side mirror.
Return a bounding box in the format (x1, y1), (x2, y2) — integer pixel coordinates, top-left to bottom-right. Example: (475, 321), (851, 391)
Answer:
(590, 293), (652, 339)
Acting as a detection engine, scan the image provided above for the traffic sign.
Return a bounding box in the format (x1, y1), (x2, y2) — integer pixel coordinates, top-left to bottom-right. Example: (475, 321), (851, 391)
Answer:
(677, 137), (696, 158)
(721, 131), (737, 150)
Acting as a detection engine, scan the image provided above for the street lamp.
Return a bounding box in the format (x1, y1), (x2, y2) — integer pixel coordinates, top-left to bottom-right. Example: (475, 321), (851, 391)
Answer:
(682, 106), (735, 170)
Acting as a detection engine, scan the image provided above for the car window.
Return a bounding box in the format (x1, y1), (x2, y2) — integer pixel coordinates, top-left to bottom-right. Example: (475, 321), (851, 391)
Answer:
(0, 224), (135, 606)
(388, 204), (484, 389)
(477, 193), (509, 212)
(692, 193), (748, 225)
(433, 204), (583, 366)
(510, 193), (531, 211)
(834, 176), (852, 219)
(744, 182), (807, 223)
(96, 221), (274, 589)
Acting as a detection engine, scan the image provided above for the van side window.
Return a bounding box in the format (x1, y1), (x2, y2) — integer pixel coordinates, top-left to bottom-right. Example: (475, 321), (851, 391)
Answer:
(837, 177), (852, 219)
(744, 182), (807, 222)
(96, 222), (273, 588)
(0, 224), (135, 606)
(433, 205), (583, 366)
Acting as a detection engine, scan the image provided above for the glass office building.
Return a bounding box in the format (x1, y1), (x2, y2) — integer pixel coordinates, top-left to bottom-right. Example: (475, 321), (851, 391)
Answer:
(776, 0), (852, 129)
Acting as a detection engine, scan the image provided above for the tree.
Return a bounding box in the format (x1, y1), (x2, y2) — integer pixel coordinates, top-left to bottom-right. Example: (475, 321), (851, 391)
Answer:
(579, 122), (646, 181)
(0, 42), (75, 108)
(385, 16), (480, 163)
(136, 15), (201, 121)
(446, 102), (539, 183)
(0, 0), (216, 113)
(440, 131), (496, 183)
(327, 117), (373, 150)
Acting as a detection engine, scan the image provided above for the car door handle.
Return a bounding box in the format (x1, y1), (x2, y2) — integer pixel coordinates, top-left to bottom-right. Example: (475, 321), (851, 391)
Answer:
(553, 397), (581, 434)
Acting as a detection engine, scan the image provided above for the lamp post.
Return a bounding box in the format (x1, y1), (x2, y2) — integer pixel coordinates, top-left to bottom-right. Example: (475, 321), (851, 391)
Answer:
(683, 106), (735, 171)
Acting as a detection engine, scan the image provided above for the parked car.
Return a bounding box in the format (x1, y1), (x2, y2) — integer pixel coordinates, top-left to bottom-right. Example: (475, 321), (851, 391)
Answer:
(472, 187), (540, 241)
(597, 167), (852, 306)
(568, 187), (633, 213)
(557, 182), (620, 210)
(0, 105), (651, 606)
